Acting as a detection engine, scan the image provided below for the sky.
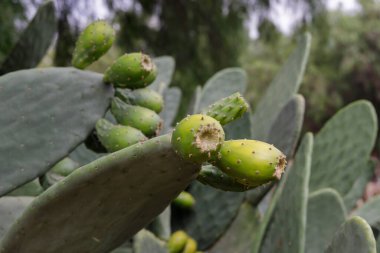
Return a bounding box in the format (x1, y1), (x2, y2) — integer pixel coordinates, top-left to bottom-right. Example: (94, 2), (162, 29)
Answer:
(247, 0), (361, 38)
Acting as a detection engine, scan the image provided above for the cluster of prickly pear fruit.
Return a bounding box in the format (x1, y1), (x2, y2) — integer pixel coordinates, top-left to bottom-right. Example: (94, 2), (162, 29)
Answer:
(167, 231), (201, 253)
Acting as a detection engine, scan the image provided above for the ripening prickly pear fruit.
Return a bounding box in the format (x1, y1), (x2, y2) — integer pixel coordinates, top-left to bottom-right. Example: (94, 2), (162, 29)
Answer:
(41, 157), (79, 189)
(167, 230), (188, 253)
(215, 140), (287, 187)
(172, 191), (196, 209)
(103, 52), (157, 89)
(171, 114), (225, 163)
(72, 20), (115, 69)
(111, 98), (162, 136)
(205, 92), (249, 125)
(95, 118), (147, 152)
(115, 88), (164, 113)
(182, 238), (198, 253)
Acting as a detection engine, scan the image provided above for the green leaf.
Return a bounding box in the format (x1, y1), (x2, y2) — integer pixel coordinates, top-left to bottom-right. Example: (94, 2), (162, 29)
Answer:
(0, 67), (113, 196)
(306, 188), (347, 253)
(325, 216), (376, 253)
(0, 135), (200, 253)
(0, 1), (57, 74)
(251, 33), (311, 141)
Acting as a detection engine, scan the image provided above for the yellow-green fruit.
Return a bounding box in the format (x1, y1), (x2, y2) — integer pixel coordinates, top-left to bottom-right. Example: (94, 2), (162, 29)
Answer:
(182, 238), (197, 253)
(104, 52), (157, 89)
(111, 98), (162, 136)
(132, 88), (164, 113)
(172, 191), (196, 209)
(215, 140), (287, 187)
(95, 119), (147, 152)
(167, 230), (188, 253)
(72, 20), (115, 69)
(171, 114), (225, 163)
(41, 157), (79, 189)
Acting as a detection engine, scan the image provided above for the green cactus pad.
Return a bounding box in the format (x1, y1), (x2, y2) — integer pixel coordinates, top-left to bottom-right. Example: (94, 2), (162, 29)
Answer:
(216, 140), (287, 187)
(40, 157), (79, 189)
(96, 119), (147, 152)
(246, 94), (305, 205)
(197, 165), (256, 192)
(0, 134), (200, 253)
(104, 52), (157, 89)
(377, 236), (380, 253)
(255, 133), (313, 253)
(134, 230), (168, 253)
(353, 195), (380, 230)
(309, 100), (377, 196)
(189, 86), (202, 115)
(343, 159), (375, 210)
(171, 114), (225, 163)
(7, 179), (44, 197)
(172, 191), (196, 209)
(167, 230), (188, 253)
(69, 143), (104, 166)
(0, 1), (57, 74)
(204, 92), (249, 125)
(251, 33), (311, 141)
(148, 207), (171, 240)
(0, 67), (113, 196)
(160, 87), (182, 133)
(72, 20), (115, 69)
(325, 216), (376, 253)
(111, 97), (162, 136)
(171, 181), (245, 250)
(195, 68), (247, 113)
(149, 56), (175, 94)
(306, 188), (347, 253)
(0, 197), (34, 240)
(209, 202), (260, 253)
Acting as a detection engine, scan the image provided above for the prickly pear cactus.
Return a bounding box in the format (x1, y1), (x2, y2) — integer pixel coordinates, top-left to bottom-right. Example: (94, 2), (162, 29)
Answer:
(7, 179), (44, 196)
(255, 133), (313, 253)
(309, 100), (377, 196)
(0, 135), (200, 253)
(306, 188), (347, 253)
(353, 195), (380, 230)
(133, 230), (168, 253)
(0, 0), (57, 74)
(0, 67), (113, 196)
(149, 56), (175, 94)
(160, 87), (182, 133)
(251, 33), (311, 141)
(325, 216), (376, 253)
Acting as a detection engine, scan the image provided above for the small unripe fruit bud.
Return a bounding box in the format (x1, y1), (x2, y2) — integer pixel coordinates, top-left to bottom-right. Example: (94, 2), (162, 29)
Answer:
(111, 98), (162, 137)
(172, 191), (196, 209)
(167, 230), (188, 253)
(171, 114), (225, 163)
(115, 88), (164, 113)
(215, 140), (286, 187)
(104, 52), (157, 89)
(72, 20), (115, 69)
(95, 119), (147, 152)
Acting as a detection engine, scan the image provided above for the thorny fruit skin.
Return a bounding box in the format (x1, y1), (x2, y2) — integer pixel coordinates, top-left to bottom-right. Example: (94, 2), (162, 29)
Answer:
(72, 20), (115, 69)
(172, 191), (196, 209)
(103, 52), (157, 89)
(95, 119), (147, 152)
(167, 230), (189, 253)
(182, 238), (198, 253)
(115, 88), (164, 113)
(205, 92), (249, 125)
(215, 140), (287, 187)
(111, 98), (162, 137)
(171, 114), (225, 164)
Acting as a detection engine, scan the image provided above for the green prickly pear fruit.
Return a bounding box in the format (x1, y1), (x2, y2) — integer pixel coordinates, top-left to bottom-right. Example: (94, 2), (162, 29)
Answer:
(111, 97), (162, 136)
(215, 140), (287, 187)
(205, 92), (249, 125)
(171, 114), (225, 163)
(172, 191), (196, 209)
(72, 20), (115, 69)
(115, 88), (164, 113)
(95, 118), (147, 152)
(182, 238), (198, 253)
(104, 52), (157, 89)
(167, 230), (189, 253)
(41, 157), (79, 189)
